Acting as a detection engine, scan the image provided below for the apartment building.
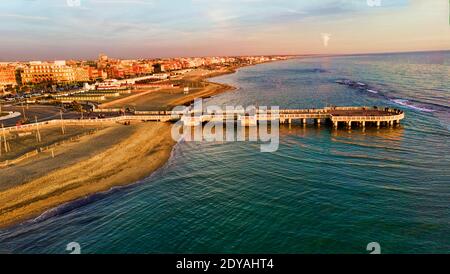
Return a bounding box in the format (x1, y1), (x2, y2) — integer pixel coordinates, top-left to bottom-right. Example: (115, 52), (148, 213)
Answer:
(21, 61), (75, 85)
(0, 64), (18, 91)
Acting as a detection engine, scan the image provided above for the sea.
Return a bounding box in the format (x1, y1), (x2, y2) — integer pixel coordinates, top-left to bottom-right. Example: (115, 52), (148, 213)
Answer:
(0, 51), (449, 254)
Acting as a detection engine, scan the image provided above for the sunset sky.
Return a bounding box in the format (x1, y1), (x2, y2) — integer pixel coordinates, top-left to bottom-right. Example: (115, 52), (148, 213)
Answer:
(0, 0), (449, 60)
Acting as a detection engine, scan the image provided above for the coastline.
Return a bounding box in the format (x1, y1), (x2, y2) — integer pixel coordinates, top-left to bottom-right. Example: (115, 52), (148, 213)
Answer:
(0, 62), (251, 229)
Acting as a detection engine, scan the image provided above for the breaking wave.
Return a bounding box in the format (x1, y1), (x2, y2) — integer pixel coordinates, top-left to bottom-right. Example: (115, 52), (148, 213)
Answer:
(390, 99), (435, 112)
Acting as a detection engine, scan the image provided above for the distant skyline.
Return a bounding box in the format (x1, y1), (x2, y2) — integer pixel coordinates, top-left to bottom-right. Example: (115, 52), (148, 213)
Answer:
(0, 0), (449, 61)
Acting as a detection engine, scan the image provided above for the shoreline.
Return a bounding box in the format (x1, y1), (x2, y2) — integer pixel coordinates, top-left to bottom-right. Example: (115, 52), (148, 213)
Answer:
(0, 122), (175, 228)
(0, 62), (256, 229)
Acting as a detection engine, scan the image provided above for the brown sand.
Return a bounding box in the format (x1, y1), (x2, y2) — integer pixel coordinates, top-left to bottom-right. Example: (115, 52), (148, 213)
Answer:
(0, 125), (105, 162)
(98, 88), (160, 109)
(168, 81), (234, 107)
(0, 122), (175, 228)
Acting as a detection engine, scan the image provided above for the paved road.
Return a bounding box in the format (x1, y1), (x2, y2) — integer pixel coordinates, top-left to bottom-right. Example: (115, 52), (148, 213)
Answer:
(2, 105), (61, 127)
(0, 104), (119, 127)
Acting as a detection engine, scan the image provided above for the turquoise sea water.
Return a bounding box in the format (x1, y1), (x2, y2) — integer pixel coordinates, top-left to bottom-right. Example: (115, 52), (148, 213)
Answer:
(0, 51), (449, 253)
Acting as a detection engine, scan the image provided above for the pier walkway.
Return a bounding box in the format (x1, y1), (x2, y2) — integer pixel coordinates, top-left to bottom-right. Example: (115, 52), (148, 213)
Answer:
(135, 106), (405, 127)
(3, 106), (404, 132)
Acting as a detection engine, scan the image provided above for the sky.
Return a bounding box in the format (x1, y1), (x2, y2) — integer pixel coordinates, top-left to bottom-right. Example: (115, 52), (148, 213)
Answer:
(0, 0), (449, 60)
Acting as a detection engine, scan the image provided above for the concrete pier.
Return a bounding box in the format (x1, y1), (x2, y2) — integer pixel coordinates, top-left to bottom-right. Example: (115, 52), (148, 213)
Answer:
(6, 106), (401, 132)
(173, 106), (405, 128)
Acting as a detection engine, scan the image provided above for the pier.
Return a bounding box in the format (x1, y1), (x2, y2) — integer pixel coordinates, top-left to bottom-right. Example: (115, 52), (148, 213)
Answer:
(277, 106), (404, 128)
(2, 106), (404, 133)
(136, 106), (404, 128)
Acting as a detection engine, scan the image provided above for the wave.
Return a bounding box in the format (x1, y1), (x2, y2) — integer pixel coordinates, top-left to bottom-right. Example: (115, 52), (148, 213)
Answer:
(390, 99), (435, 112)
(31, 193), (109, 223)
(336, 79), (382, 97)
(335, 78), (445, 113)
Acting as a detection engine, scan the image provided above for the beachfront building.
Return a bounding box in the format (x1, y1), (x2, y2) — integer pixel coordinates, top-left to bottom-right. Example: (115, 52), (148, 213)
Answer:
(97, 79), (124, 90)
(132, 62), (154, 75)
(106, 66), (127, 79)
(73, 67), (90, 82)
(87, 66), (108, 81)
(21, 61), (75, 85)
(0, 64), (18, 93)
(148, 73), (169, 80)
(185, 58), (206, 68)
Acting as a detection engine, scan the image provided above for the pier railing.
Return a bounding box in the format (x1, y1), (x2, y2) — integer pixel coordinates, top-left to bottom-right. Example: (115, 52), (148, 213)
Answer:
(1, 106), (404, 132)
(330, 113), (405, 122)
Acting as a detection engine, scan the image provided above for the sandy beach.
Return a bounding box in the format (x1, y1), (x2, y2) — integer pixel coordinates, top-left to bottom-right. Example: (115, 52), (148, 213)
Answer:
(0, 122), (175, 228)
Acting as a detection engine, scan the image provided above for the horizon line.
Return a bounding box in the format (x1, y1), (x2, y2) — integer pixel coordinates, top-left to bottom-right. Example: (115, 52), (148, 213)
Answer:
(1, 49), (449, 63)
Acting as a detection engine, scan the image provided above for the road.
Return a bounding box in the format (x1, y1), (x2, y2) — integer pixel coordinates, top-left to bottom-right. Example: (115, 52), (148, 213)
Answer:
(0, 104), (119, 127)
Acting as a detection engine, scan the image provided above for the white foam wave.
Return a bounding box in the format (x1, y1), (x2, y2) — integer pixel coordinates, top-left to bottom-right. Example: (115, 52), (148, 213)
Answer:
(391, 99), (435, 112)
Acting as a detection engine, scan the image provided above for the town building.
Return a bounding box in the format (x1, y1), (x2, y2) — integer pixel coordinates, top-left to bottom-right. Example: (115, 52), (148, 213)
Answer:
(21, 61), (75, 85)
(86, 66), (107, 81)
(73, 67), (90, 82)
(0, 64), (18, 92)
(99, 53), (108, 63)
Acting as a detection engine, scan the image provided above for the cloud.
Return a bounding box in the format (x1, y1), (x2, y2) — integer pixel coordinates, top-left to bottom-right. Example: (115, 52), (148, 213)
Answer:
(0, 0), (445, 60)
(206, 9), (240, 24)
